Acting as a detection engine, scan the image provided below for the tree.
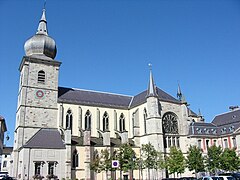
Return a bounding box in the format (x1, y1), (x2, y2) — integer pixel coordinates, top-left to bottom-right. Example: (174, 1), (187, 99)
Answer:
(90, 149), (101, 173)
(155, 151), (166, 179)
(205, 145), (222, 175)
(90, 148), (113, 179)
(100, 148), (113, 180)
(166, 146), (185, 178)
(220, 148), (240, 172)
(141, 142), (158, 180)
(117, 143), (136, 180)
(186, 145), (205, 177)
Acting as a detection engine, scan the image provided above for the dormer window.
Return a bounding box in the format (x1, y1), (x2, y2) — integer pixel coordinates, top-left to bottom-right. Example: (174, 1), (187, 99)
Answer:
(38, 70), (45, 83)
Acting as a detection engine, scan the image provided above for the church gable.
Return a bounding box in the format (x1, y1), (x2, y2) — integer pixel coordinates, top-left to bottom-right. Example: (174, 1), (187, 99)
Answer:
(130, 87), (181, 108)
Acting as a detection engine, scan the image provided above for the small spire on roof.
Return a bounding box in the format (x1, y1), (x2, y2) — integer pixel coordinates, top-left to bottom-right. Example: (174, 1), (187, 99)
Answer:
(36, 3), (48, 35)
(198, 109), (202, 116)
(177, 83), (188, 104)
(146, 63), (157, 98)
(177, 83), (182, 100)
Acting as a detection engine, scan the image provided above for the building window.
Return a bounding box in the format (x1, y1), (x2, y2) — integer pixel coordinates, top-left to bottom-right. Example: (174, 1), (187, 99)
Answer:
(164, 136), (180, 148)
(85, 110), (91, 130)
(143, 108), (147, 134)
(206, 139), (209, 148)
(213, 140), (217, 146)
(3, 161), (7, 168)
(176, 137), (180, 147)
(66, 109), (73, 131)
(163, 136), (167, 148)
(232, 137), (237, 148)
(168, 137), (171, 147)
(132, 113), (135, 136)
(38, 70), (45, 83)
(172, 137), (176, 146)
(224, 139), (228, 149)
(103, 112), (109, 131)
(162, 112), (178, 134)
(198, 140), (201, 149)
(119, 113), (125, 132)
(72, 149), (79, 168)
(48, 162), (55, 176)
(34, 162), (41, 175)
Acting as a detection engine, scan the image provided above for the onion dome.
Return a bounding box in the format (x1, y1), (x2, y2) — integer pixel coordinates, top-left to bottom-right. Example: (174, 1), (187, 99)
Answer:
(24, 9), (57, 60)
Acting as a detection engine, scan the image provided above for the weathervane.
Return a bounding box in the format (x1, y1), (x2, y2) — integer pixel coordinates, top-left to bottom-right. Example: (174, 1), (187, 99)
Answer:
(148, 63), (152, 70)
(43, 0), (47, 10)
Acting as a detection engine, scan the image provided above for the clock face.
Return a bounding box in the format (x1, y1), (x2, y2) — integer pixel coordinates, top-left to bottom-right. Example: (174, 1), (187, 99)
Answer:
(36, 90), (45, 99)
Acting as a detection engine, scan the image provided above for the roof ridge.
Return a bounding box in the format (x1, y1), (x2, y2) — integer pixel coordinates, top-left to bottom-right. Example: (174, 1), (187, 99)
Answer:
(70, 87), (133, 97)
(128, 97), (134, 109)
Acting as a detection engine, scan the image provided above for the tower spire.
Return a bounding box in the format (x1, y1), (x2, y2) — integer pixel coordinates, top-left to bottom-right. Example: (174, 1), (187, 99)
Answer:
(177, 83), (182, 100)
(147, 63), (157, 97)
(36, 6), (48, 35)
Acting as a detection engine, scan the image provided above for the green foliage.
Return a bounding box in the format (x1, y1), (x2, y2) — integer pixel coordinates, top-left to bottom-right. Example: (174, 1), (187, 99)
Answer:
(205, 145), (222, 174)
(90, 149), (101, 173)
(166, 146), (185, 176)
(141, 142), (158, 170)
(186, 145), (205, 174)
(116, 143), (136, 172)
(156, 151), (165, 170)
(100, 148), (112, 172)
(219, 148), (240, 172)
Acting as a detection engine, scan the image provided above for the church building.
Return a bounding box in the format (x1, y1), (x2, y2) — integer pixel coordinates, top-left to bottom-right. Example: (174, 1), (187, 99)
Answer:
(11, 7), (240, 180)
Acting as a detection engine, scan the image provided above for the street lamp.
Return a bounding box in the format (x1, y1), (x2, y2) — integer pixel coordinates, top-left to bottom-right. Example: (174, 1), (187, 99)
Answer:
(132, 154), (136, 180)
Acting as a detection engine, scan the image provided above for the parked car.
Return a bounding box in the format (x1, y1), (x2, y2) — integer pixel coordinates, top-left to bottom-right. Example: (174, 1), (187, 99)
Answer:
(180, 177), (197, 180)
(2, 176), (13, 180)
(231, 173), (240, 180)
(216, 176), (236, 180)
(198, 176), (221, 180)
(0, 173), (8, 180)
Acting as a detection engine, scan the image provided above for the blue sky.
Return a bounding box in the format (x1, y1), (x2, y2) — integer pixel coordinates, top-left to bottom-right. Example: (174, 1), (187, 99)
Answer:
(1, 0), (240, 146)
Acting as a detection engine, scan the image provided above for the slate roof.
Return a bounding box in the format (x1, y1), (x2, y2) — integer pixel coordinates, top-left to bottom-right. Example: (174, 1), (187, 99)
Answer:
(189, 109), (240, 136)
(188, 108), (198, 117)
(58, 86), (181, 109)
(24, 129), (65, 149)
(212, 109), (240, 126)
(58, 87), (132, 109)
(130, 87), (180, 108)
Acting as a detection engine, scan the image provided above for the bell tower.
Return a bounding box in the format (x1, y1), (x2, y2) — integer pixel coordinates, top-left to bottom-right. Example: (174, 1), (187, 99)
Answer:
(13, 8), (61, 177)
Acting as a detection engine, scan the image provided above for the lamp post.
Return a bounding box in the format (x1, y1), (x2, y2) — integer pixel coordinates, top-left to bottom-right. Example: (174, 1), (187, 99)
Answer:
(138, 159), (142, 180)
(132, 154), (136, 180)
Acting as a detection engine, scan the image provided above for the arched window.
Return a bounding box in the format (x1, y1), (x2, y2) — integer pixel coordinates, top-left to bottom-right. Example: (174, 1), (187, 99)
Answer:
(66, 109), (73, 131)
(119, 113), (125, 132)
(143, 108), (147, 134)
(103, 112), (109, 131)
(38, 70), (45, 83)
(72, 149), (79, 168)
(85, 110), (91, 130)
(162, 112), (178, 134)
